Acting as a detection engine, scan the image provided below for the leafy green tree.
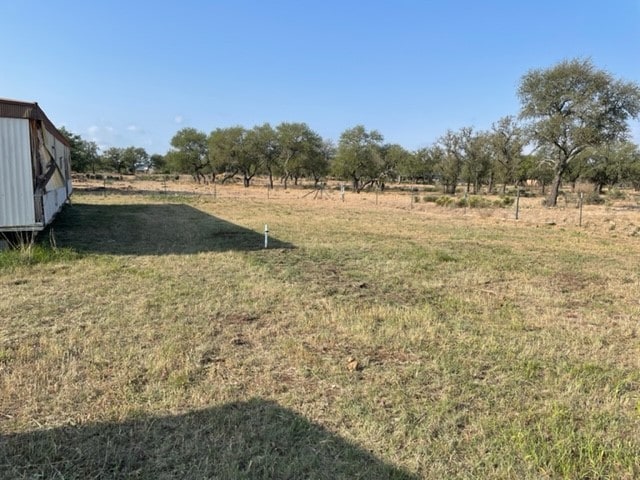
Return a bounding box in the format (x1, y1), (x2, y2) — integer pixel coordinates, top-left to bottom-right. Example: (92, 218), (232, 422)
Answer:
(396, 149), (420, 182)
(209, 126), (260, 187)
(58, 127), (99, 173)
(102, 147), (125, 174)
(380, 144), (410, 185)
(246, 123), (280, 189)
(121, 146), (149, 173)
(518, 153), (555, 194)
(436, 128), (469, 194)
(624, 144), (640, 190)
(399, 146), (440, 183)
(518, 58), (640, 206)
(305, 138), (335, 187)
(149, 153), (166, 173)
(276, 122), (319, 189)
(301, 135), (330, 187)
(208, 127), (241, 180)
(461, 130), (492, 194)
(490, 116), (525, 193)
(563, 153), (588, 192)
(583, 141), (640, 193)
(332, 125), (384, 192)
(166, 128), (210, 182)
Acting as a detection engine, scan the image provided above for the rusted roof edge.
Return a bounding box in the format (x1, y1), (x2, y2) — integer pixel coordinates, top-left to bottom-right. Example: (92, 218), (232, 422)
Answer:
(0, 98), (70, 147)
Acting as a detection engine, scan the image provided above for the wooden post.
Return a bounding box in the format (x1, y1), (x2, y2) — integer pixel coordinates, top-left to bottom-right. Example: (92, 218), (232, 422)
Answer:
(515, 188), (520, 220)
(579, 192), (583, 227)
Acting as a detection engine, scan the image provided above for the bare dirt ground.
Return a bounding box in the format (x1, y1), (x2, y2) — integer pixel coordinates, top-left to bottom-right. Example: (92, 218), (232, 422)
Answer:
(72, 174), (640, 239)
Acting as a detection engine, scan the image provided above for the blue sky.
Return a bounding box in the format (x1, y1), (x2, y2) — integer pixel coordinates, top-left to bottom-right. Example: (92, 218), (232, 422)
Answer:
(2, 1), (639, 154)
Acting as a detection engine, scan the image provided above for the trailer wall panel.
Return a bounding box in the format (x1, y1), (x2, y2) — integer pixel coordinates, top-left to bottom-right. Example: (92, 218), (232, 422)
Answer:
(43, 186), (69, 225)
(0, 118), (36, 228)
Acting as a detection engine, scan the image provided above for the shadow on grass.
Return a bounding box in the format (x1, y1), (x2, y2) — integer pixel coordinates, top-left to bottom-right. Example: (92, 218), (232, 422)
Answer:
(0, 399), (416, 479)
(50, 203), (294, 255)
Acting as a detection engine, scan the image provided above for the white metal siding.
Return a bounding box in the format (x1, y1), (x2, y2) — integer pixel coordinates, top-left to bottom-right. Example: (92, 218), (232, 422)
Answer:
(43, 186), (69, 225)
(0, 118), (36, 229)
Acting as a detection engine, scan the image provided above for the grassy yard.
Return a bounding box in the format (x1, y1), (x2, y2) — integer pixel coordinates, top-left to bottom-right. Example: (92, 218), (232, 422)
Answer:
(1, 188), (639, 479)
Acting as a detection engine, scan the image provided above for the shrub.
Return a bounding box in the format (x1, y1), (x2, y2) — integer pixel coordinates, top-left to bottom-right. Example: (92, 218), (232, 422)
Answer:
(494, 196), (515, 207)
(467, 196), (493, 208)
(456, 196), (469, 208)
(422, 195), (439, 203)
(584, 191), (605, 205)
(607, 187), (626, 200)
(454, 196), (495, 208)
(435, 196), (455, 207)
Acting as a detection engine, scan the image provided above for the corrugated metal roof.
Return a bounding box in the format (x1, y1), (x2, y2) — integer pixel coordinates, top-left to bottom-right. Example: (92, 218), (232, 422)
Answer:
(0, 98), (69, 146)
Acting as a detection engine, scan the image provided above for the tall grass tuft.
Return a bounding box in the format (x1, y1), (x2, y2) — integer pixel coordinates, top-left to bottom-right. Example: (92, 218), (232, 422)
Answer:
(0, 231), (79, 270)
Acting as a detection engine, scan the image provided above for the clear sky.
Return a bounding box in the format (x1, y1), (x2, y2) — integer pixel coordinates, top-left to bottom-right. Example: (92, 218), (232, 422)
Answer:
(1, 0), (638, 154)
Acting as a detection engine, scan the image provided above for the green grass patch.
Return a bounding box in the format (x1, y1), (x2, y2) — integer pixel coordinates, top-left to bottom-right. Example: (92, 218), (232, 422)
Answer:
(0, 243), (79, 271)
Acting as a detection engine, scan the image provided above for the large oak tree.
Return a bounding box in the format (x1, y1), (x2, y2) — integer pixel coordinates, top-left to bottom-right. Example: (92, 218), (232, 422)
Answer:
(166, 128), (210, 182)
(518, 58), (640, 206)
(209, 126), (257, 187)
(332, 125), (384, 192)
(276, 122), (322, 189)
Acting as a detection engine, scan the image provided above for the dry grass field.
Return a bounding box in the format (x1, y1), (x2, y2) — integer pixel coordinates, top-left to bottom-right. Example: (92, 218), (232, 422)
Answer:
(1, 177), (640, 479)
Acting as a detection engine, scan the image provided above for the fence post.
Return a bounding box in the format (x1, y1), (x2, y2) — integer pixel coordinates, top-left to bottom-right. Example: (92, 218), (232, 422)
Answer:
(579, 192), (583, 227)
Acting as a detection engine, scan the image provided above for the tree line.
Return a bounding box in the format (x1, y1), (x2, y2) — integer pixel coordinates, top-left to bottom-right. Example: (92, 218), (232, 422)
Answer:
(62, 58), (640, 207)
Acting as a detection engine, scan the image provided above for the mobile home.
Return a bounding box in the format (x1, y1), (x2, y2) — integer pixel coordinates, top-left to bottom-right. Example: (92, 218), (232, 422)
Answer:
(0, 99), (72, 232)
